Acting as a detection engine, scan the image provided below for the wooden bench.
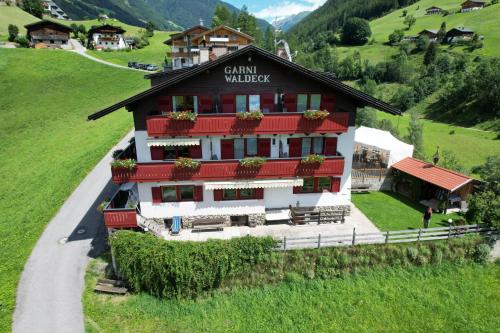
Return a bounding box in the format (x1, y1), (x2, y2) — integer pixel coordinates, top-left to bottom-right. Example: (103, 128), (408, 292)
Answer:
(94, 278), (128, 295)
(192, 218), (225, 232)
(351, 184), (371, 193)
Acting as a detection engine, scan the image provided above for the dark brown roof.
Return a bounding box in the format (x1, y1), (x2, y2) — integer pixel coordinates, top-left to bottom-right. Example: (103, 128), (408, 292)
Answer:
(164, 25), (210, 45)
(87, 24), (126, 36)
(190, 25), (255, 43)
(24, 20), (72, 33)
(87, 45), (401, 120)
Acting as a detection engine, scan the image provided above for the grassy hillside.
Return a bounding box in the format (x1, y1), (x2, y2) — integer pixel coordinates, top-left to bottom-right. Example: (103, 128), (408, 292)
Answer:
(0, 5), (38, 39)
(84, 260), (500, 332)
(0, 48), (148, 332)
(87, 31), (173, 67)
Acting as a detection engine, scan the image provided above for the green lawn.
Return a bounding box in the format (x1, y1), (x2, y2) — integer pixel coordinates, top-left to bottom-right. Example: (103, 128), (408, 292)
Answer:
(0, 48), (148, 332)
(84, 259), (500, 332)
(377, 112), (499, 172)
(352, 191), (462, 231)
(87, 31), (173, 67)
(0, 5), (38, 37)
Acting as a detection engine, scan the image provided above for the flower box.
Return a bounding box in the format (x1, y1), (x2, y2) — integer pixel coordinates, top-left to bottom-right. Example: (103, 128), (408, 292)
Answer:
(174, 157), (200, 169)
(170, 110), (197, 122)
(236, 110), (264, 121)
(303, 110), (329, 120)
(239, 157), (266, 168)
(301, 154), (325, 165)
(111, 158), (137, 170)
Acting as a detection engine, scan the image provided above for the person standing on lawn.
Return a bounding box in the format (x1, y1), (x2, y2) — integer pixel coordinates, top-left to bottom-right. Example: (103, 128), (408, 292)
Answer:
(423, 207), (432, 228)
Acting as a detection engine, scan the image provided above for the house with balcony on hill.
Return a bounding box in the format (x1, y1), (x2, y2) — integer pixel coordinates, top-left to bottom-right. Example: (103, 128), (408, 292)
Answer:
(88, 24), (127, 50)
(460, 0), (485, 12)
(164, 25), (254, 70)
(88, 45), (400, 233)
(24, 20), (71, 49)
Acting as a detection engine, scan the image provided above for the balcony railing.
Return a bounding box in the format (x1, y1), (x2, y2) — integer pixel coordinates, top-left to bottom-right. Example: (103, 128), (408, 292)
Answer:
(147, 112), (349, 137)
(103, 187), (138, 228)
(111, 156), (344, 183)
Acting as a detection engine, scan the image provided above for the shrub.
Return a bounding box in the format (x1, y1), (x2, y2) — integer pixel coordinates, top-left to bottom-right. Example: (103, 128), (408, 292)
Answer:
(301, 154), (325, 165)
(303, 110), (329, 120)
(7, 24), (18, 42)
(111, 158), (136, 169)
(14, 35), (29, 48)
(406, 247), (419, 261)
(239, 157), (265, 168)
(474, 244), (491, 263)
(341, 17), (372, 45)
(170, 110), (197, 122)
(174, 157), (200, 169)
(235, 110), (264, 120)
(284, 272), (304, 283)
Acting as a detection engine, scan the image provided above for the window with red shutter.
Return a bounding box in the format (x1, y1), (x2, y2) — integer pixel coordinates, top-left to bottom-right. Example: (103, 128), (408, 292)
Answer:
(221, 94), (235, 113)
(189, 145), (202, 158)
(288, 138), (302, 157)
(261, 93), (275, 113)
(320, 94), (336, 112)
(283, 94), (297, 112)
(157, 96), (172, 112)
(323, 137), (338, 156)
(221, 139), (234, 159)
(198, 94), (213, 113)
(254, 188), (264, 199)
(193, 186), (204, 201)
(150, 147), (165, 160)
(151, 187), (162, 204)
(257, 138), (271, 157)
(213, 189), (223, 201)
(331, 178), (341, 192)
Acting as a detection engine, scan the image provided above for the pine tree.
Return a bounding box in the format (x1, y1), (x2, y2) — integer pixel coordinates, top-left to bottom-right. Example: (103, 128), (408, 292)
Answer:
(212, 5), (231, 27)
(437, 22), (446, 43)
(263, 26), (274, 52)
(22, 0), (44, 19)
(423, 42), (437, 65)
(407, 111), (424, 159)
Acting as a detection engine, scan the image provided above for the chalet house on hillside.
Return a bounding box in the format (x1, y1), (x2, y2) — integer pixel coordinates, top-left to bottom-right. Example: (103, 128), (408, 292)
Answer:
(24, 20), (71, 49)
(417, 29), (439, 41)
(165, 25), (254, 70)
(88, 24), (127, 50)
(460, 0), (485, 12)
(445, 27), (475, 42)
(88, 45), (400, 233)
(425, 6), (443, 15)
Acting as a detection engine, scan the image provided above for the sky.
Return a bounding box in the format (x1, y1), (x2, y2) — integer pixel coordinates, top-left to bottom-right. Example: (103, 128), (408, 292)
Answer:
(225, 0), (327, 23)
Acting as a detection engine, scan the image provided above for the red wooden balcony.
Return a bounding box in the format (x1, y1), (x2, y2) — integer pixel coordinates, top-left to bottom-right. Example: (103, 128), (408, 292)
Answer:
(146, 112), (349, 137)
(112, 157), (344, 183)
(103, 209), (137, 228)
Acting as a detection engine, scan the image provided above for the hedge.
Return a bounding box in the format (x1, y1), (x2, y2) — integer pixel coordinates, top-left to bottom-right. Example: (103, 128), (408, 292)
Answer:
(110, 231), (488, 299)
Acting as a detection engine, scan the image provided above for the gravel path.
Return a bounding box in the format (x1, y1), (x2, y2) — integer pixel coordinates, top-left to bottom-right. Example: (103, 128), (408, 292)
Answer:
(13, 132), (133, 333)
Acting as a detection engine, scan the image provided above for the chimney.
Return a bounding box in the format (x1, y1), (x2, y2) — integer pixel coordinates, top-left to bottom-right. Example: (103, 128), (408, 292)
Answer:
(199, 18), (204, 26)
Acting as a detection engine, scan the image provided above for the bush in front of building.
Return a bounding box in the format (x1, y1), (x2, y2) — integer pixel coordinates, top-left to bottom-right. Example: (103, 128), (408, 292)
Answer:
(110, 231), (488, 299)
(110, 231), (277, 299)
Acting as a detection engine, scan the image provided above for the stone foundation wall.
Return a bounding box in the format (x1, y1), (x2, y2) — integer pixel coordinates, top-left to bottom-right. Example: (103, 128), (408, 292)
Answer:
(181, 213), (266, 228)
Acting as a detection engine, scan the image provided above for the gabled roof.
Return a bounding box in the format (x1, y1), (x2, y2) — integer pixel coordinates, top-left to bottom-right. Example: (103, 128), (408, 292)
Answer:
(425, 6), (442, 10)
(447, 27), (474, 34)
(461, 0), (485, 4)
(24, 20), (72, 32)
(191, 25), (255, 43)
(164, 25), (210, 45)
(87, 24), (126, 36)
(392, 157), (473, 192)
(418, 29), (439, 35)
(87, 45), (400, 121)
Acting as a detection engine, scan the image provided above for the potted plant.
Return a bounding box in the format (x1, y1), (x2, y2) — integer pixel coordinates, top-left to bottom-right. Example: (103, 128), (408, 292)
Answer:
(236, 110), (264, 121)
(174, 157), (200, 169)
(240, 157), (266, 168)
(303, 110), (329, 120)
(110, 158), (137, 170)
(169, 110), (197, 122)
(301, 154), (325, 165)
(97, 200), (110, 213)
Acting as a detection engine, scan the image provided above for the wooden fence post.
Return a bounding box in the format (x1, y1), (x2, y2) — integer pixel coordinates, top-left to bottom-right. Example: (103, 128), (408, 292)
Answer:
(448, 223), (452, 239)
(352, 227), (356, 246)
(385, 231), (389, 244)
(417, 228), (422, 241)
(318, 234), (321, 249)
(283, 236), (287, 251)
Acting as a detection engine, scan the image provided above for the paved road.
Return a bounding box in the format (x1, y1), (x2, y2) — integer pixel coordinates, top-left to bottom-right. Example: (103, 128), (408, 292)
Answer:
(13, 132), (133, 333)
(69, 39), (148, 72)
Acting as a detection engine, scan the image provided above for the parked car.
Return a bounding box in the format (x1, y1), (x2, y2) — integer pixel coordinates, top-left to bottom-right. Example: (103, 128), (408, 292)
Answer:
(146, 65), (159, 71)
(128, 61), (137, 68)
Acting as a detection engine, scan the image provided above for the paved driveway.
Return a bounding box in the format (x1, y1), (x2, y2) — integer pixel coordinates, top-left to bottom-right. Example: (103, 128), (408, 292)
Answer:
(13, 132), (133, 333)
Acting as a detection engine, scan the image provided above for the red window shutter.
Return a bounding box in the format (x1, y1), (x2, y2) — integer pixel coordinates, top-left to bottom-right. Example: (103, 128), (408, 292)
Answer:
(331, 178), (341, 193)
(288, 138), (302, 158)
(152, 187), (162, 204)
(194, 186), (204, 201)
(221, 94), (235, 113)
(189, 145), (202, 158)
(150, 147), (165, 160)
(257, 138), (271, 157)
(283, 94), (297, 112)
(261, 93), (275, 113)
(198, 94), (212, 113)
(213, 189), (223, 201)
(220, 139), (234, 159)
(323, 137), (338, 156)
(320, 94), (336, 112)
(293, 186), (301, 194)
(254, 188), (264, 199)
(158, 96), (172, 112)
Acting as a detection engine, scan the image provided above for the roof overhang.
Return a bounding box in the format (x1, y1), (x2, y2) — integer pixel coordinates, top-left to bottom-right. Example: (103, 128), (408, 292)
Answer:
(146, 137), (200, 147)
(204, 178), (303, 190)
